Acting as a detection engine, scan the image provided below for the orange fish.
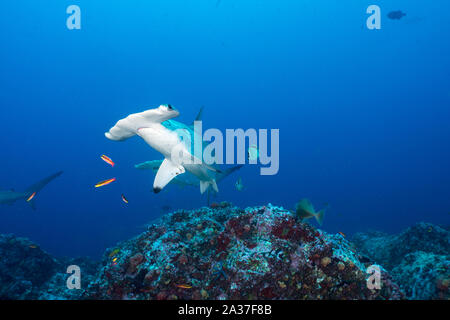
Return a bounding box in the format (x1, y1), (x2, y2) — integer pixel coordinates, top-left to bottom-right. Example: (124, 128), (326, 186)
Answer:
(338, 232), (346, 238)
(121, 194), (129, 204)
(29, 245), (37, 249)
(95, 178), (116, 188)
(101, 155), (115, 167)
(176, 284), (192, 289)
(26, 192), (36, 202)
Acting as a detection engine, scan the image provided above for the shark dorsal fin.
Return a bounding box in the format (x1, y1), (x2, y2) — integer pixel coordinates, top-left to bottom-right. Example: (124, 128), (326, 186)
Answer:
(191, 106), (204, 126)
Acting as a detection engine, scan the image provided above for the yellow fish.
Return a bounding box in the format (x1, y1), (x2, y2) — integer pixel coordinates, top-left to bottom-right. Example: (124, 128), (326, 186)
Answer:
(100, 155), (115, 167)
(95, 178), (116, 188)
(26, 192), (36, 202)
(176, 284), (192, 289)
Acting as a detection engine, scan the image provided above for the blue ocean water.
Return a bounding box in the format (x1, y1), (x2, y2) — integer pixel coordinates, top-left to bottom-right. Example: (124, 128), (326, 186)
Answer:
(0, 0), (449, 259)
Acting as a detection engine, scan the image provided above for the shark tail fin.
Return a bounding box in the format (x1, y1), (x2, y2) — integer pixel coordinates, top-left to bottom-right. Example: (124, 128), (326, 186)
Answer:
(216, 164), (243, 183)
(200, 179), (218, 194)
(23, 171), (62, 211)
(25, 171), (63, 194)
(315, 209), (325, 226)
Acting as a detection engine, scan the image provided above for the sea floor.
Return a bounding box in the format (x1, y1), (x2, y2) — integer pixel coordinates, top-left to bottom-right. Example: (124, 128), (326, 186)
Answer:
(0, 203), (448, 300)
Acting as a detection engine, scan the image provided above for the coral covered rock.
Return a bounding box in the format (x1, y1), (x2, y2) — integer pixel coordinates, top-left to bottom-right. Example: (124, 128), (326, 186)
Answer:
(85, 204), (403, 300)
(391, 251), (449, 300)
(0, 234), (98, 300)
(0, 234), (59, 299)
(352, 222), (449, 300)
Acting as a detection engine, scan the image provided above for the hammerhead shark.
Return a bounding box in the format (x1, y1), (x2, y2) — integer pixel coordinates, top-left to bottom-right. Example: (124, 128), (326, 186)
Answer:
(0, 171), (63, 210)
(135, 159), (243, 189)
(105, 105), (222, 194)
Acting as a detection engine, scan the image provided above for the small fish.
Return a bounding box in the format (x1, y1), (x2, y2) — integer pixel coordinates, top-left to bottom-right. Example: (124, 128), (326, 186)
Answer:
(176, 284), (192, 289)
(428, 227), (433, 233)
(121, 194), (129, 204)
(95, 178), (116, 188)
(29, 245), (37, 249)
(338, 232), (346, 238)
(235, 177), (245, 191)
(247, 145), (259, 161)
(26, 192), (36, 202)
(294, 198), (326, 226)
(101, 155), (115, 167)
(387, 10), (406, 20)
(161, 205), (172, 213)
(109, 248), (120, 257)
(112, 257), (118, 263)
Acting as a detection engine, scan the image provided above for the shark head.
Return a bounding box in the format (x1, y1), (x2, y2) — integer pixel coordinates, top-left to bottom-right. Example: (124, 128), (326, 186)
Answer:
(156, 104), (180, 122)
(105, 104), (180, 141)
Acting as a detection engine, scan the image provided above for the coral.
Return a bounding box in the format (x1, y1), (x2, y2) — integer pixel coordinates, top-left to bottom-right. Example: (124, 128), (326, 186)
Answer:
(0, 234), (98, 300)
(0, 234), (59, 299)
(391, 251), (449, 300)
(84, 204), (403, 300)
(352, 222), (449, 300)
(352, 223), (449, 270)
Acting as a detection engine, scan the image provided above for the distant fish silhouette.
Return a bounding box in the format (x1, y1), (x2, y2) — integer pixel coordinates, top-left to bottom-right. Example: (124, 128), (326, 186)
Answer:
(294, 198), (326, 226)
(235, 177), (245, 191)
(0, 171), (63, 210)
(387, 10), (406, 20)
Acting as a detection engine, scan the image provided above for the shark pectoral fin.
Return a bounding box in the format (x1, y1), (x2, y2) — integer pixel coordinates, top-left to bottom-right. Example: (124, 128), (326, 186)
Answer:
(211, 180), (219, 193)
(153, 158), (185, 193)
(200, 181), (208, 194)
(199, 180), (219, 194)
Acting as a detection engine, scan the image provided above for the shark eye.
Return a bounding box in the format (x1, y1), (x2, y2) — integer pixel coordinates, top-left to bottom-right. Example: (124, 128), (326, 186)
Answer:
(167, 104), (173, 110)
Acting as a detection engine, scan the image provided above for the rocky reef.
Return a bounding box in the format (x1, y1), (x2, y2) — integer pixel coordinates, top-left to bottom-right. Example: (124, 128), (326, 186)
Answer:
(85, 204), (403, 300)
(352, 222), (449, 300)
(0, 234), (98, 300)
(4, 205), (447, 300)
